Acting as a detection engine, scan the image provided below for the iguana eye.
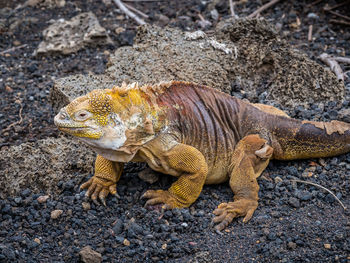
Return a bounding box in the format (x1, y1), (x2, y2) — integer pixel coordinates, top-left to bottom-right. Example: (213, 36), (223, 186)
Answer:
(75, 110), (91, 121)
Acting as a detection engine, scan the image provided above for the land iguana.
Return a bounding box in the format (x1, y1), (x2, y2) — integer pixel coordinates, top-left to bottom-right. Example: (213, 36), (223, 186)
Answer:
(54, 81), (350, 230)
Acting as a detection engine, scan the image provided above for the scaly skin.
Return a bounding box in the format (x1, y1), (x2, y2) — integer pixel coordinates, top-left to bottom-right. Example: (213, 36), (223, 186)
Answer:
(54, 81), (350, 230)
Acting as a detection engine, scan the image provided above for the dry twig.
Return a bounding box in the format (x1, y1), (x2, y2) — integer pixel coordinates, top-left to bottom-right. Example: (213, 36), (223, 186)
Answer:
(319, 53), (344, 81)
(329, 19), (350, 26)
(326, 9), (350, 21)
(229, 0), (238, 18)
(2, 100), (23, 133)
(248, 0), (280, 18)
(333, 56), (350, 64)
(197, 13), (205, 22)
(0, 44), (27, 55)
(112, 0), (146, 25)
(308, 25), (313, 41)
(124, 2), (149, 18)
(307, 0), (323, 7)
(292, 179), (347, 210)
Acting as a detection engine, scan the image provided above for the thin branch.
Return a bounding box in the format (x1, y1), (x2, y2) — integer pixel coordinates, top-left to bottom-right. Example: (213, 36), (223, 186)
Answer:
(112, 0), (146, 25)
(308, 25), (313, 41)
(123, 2), (149, 18)
(332, 56), (350, 64)
(0, 44), (27, 55)
(307, 0), (323, 7)
(326, 9), (350, 21)
(329, 19), (350, 26)
(229, 0), (238, 18)
(1, 100), (23, 133)
(292, 179), (347, 210)
(248, 0), (280, 18)
(197, 13), (205, 22)
(319, 53), (344, 81)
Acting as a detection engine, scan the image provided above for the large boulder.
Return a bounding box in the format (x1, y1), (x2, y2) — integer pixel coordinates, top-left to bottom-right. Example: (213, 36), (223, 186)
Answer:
(51, 18), (344, 110)
(0, 136), (94, 197)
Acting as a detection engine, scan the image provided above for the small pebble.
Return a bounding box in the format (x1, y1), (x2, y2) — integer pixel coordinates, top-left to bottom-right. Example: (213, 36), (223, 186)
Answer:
(51, 210), (63, 219)
(274, 176), (283, 183)
(82, 202), (91, 210)
(324, 243), (331, 249)
(210, 9), (219, 21)
(37, 195), (49, 203)
(123, 239), (130, 246)
(289, 197), (300, 208)
(79, 246), (102, 263)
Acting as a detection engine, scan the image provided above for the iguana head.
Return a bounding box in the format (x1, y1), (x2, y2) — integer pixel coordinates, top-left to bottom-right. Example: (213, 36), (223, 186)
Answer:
(54, 83), (165, 153)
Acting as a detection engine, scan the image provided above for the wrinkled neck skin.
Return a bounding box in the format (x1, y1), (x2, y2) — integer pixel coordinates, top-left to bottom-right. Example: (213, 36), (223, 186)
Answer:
(79, 111), (164, 163)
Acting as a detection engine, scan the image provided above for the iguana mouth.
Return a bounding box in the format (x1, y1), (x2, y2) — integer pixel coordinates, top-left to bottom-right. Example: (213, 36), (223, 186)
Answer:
(58, 126), (86, 129)
(57, 126), (87, 133)
(58, 126), (102, 139)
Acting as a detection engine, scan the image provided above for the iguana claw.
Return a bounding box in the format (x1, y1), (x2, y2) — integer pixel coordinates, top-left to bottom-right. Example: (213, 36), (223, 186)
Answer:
(141, 190), (176, 209)
(80, 176), (118, 206)
(212, 199), (258, 231)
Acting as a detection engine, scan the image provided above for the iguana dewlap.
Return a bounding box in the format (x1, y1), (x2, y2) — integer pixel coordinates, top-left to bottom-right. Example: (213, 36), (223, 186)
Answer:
(54, 81), (350, 230)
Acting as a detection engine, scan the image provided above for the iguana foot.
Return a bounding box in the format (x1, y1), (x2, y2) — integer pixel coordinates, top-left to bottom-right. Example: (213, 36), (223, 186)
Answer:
(212, 199), (258, 230)
(80, 176), (119, 206)
(141, 189), (184, 209)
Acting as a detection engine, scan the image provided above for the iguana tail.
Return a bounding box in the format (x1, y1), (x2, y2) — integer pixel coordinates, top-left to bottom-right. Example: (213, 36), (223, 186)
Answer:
(268, 116), (350, 160)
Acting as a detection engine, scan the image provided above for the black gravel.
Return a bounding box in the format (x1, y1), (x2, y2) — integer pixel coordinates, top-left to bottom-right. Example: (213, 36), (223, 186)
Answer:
(1, 0), (350, 262)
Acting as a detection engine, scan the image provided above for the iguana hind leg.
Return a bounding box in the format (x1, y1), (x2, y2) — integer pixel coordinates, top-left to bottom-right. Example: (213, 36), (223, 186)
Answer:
(141, 143), (208, 209)
(80, 155), (124, 205)
(213, 134), (273, 230)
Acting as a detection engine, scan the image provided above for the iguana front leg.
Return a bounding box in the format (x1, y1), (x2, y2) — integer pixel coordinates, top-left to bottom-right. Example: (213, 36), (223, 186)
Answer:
(141, 143), (208, 209)
(81, 154), (124, 205)
(213, 134), (273, 230)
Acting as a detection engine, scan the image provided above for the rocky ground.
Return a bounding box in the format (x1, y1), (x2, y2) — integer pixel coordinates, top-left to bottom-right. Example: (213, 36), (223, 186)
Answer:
(1, 0), (350, 262)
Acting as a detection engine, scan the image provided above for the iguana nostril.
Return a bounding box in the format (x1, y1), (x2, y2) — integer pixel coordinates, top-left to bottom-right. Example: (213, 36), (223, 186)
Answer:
(59, 110), (68, 120)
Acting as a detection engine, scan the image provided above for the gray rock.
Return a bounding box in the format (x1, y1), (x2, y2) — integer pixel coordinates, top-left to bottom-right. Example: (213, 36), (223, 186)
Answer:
(210, 9), (219, 21)
(0, 136), (94, 197)
(155, 14), (170, 27)
(289, 197), (300, 208)
(112, 219), (124, 235)
(307, 13), (319, 19)
(35, 12), (112, 55)
(137, 168), (159, 184)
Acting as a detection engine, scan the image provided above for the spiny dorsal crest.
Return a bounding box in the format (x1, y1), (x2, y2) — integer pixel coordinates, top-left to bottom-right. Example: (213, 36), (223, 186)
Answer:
(111, 82), (139, 97)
